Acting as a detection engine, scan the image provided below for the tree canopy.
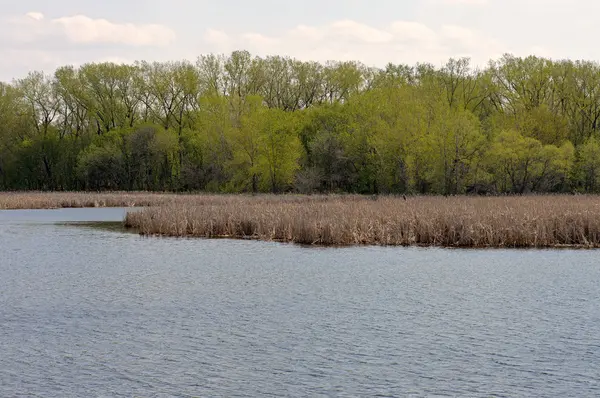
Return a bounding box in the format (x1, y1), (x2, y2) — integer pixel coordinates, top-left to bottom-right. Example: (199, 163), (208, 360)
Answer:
(1, 51), (600, 194)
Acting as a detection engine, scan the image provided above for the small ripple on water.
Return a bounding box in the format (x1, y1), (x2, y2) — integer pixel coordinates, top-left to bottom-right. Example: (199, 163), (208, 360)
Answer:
(1, 211), (600, 396)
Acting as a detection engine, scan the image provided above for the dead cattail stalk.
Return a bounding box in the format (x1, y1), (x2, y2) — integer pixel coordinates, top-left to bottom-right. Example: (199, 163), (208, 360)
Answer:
(121, 194), (600, 248)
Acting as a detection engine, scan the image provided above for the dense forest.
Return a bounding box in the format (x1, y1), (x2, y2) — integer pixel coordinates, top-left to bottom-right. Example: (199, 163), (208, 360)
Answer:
(2, 51), (600, 194)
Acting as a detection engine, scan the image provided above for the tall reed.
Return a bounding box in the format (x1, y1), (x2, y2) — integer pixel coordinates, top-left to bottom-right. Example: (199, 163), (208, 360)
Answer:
(123, 195), (600, 248)
(0, 191), (344, 210)
(0, 191), (167, 209)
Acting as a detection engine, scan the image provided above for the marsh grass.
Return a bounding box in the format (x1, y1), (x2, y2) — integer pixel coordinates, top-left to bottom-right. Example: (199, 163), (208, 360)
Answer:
(0, 191), (182, 209)
(123, 194), (600, 248)
(4, 192), (600, 248)
(0, 191), (341, 210)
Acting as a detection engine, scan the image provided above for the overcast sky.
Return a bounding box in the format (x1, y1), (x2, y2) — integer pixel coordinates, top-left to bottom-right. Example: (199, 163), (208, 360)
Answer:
(1, 0), (597, 81)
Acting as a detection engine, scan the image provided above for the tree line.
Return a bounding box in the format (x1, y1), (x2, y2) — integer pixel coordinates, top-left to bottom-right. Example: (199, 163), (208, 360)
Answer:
(2, 50), (600, 194)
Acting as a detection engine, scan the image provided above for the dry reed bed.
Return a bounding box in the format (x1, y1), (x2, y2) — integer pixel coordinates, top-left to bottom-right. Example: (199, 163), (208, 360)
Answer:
(124, 195), (600, 248)
(0, 191), (343, 210)
(0, 191), (169, 209)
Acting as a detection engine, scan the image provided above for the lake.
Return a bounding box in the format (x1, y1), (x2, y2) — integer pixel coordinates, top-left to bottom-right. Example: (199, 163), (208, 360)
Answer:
(1, 208), (599, 397)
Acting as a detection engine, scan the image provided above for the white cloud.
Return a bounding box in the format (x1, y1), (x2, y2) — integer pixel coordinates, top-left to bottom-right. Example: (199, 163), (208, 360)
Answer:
(0, 12), (177, 81)
(390, 22), (437, 43)
(25, 12), (44, 21)
(204, 29), (231, 46)
(329, 20), (394, 44)
(1, 49), (66, 80)
(201, 19), (506, 68)
(2, 1), (587, 82)
(439, 0), (488, 4)
(6, 12), (175, 47)
(288, 25), (324, 42)
(52, 15), (176, 46)
(240, 33), (279, 48)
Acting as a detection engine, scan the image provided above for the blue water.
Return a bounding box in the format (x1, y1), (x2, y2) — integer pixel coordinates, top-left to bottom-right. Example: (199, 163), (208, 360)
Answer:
(1, 209), (599, 397)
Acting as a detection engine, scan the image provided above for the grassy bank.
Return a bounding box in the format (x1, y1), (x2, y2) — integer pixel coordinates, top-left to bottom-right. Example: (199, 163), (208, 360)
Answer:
(0, 191), (344, 210)
(0, 191), (188, 209)
(123, 195), (600, 248)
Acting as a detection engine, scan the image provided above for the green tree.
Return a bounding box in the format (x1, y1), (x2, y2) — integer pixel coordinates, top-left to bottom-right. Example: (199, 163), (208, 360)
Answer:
(256, 108), (302, 192)
(576, 136), (600, 192)
(77, 143), (125, 190)
(486, 130), (573, 193)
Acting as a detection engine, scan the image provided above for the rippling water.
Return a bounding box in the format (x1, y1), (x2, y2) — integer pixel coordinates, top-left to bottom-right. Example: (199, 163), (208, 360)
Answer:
(1, 208), (599, 397)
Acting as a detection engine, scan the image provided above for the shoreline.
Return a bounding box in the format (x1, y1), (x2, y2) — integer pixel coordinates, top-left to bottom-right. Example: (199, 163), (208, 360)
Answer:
(119, 231), (600, 250)
(4, 192), (600, 249)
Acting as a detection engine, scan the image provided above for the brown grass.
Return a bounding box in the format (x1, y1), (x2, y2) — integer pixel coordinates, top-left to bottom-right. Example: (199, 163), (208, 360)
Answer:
(122, 195), (600, 248)
(0, 191), (341, 210)
(0, 191), (244, 210)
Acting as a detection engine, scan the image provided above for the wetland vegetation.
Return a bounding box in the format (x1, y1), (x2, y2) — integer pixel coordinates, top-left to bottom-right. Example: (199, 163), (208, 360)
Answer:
(3, 192), (600, 248)
(121, 194), (600, 248)
(4, 50), (600, 248)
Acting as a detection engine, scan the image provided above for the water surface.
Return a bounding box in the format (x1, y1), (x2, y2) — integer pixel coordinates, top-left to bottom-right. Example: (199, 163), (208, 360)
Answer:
(1, 209), (599, 397)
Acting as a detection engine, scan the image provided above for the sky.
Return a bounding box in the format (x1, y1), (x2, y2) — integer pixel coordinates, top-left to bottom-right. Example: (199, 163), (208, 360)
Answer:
(1, 0), (598, 81)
